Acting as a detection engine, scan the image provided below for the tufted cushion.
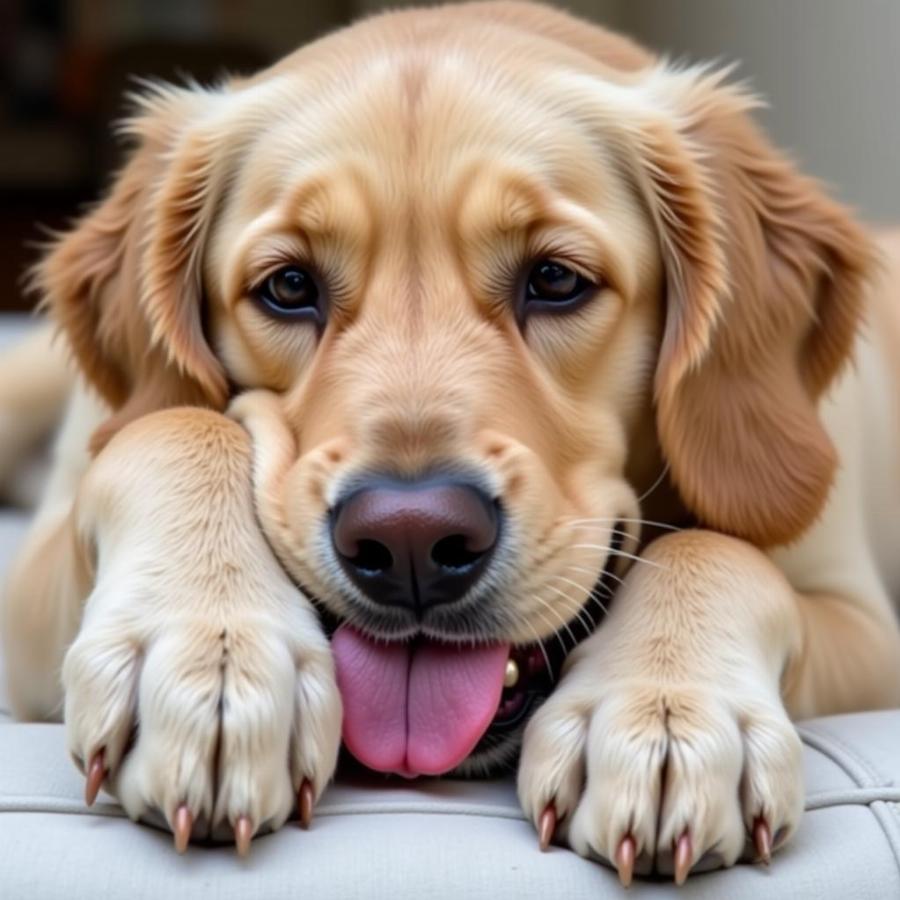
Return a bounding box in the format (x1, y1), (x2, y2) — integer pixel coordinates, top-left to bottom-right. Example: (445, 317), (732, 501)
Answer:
(1, 317), (899, 897)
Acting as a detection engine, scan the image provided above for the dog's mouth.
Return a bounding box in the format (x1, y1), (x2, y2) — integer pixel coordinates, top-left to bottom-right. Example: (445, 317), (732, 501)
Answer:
(332, 627), (513, 776)
(328, 541), (617, 778)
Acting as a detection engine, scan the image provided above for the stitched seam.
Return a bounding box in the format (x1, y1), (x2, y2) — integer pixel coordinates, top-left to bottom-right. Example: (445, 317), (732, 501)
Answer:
(799, 726), (887, 786)
(0, 798), (529, 822)
(798, 724), (890, 787)
(0, 801), (125, 818)
(805, 788), (900, 810)
(281, 802), (527, 821)
(0, 803), (526, 823)
(870, 802), (900, 877)
(8, 793), (900, 820)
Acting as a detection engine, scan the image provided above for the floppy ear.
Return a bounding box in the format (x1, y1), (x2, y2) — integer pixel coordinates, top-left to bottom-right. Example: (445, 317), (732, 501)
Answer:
(633, 69), (873, 546)
(34, 84), (231, 450)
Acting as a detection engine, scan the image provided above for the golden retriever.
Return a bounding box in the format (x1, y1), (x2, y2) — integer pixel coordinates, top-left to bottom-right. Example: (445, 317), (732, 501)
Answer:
(2, 0), (899, 884)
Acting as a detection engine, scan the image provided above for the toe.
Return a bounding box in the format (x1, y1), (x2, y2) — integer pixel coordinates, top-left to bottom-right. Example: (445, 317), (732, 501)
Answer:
(63, 627), (141, 799)
(116, 629), (221, 825)
(517, 695), (590, 831)
(656, 698), (746, 871)
(289, 631), (343, 805)
(740, 707), (804, 857)
(213, 629), (295, 833)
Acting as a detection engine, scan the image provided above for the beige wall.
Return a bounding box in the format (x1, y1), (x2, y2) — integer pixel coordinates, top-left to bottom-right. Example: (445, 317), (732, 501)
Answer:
(614, 0), (900, 224)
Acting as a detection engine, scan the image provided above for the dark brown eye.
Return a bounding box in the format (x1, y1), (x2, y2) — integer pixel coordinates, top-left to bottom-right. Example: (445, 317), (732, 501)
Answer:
(524, 260), (590, 307)
(256, 266), (322, 320)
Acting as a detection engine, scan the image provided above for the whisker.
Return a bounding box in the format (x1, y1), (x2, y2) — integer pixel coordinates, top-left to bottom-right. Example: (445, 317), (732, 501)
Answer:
(548, 573), (610, 619)
(527, 601), (571, 659)
(564, 524), (643, 553)
(561, 516), (683, 533)
(565, 523), (639, 539)
(558, 565), (617, 601)
(521, 619), (554, 683)
(636, 462), (671, 505)
(564, 559), (628, 591)
(570, 543), (667, 571)
(564, 554), (643, 589)
(543, 574), (600, 631)
(531, 586), (581, 648)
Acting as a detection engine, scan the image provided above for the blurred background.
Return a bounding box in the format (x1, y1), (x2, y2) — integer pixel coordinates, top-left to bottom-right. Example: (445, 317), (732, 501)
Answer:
(1, 0), (898, 312)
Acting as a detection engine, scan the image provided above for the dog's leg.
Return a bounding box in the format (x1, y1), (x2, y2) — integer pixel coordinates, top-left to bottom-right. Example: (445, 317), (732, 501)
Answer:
(0, 323), (72, 504)
(517, 529), (900, 882)
(2, 384), (106, 719)
(4, 406), (341, 846)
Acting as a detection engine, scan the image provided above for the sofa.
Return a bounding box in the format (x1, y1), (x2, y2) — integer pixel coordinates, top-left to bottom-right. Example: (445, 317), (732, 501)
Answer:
(2, 315), (899, 898)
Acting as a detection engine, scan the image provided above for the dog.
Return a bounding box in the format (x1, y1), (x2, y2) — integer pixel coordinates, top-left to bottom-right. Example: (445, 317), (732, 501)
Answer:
(2, 0), (899, 884)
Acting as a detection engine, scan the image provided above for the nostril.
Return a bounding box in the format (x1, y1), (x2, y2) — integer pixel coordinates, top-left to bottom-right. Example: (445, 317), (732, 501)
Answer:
(431, 534), (485, 571)
(332, 478), (501, 610)
(348, 539), (394, 574)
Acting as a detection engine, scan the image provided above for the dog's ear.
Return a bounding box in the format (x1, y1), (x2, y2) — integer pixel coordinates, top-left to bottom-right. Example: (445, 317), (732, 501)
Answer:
(34, 84), (231, 450)
(629, 69), (873, 546)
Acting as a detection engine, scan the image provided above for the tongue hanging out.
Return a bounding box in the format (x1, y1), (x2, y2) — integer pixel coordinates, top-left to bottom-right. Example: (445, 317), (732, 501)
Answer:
(332, 625), (511, 776)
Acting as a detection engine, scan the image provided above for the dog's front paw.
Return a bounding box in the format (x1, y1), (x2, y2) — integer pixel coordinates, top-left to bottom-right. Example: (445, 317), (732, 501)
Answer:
(517, 662), (803, 884)
(63, 574), (341, 853)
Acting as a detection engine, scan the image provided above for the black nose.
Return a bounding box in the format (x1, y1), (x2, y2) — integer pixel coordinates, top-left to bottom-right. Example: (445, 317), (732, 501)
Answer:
(331, 478), (500, 612)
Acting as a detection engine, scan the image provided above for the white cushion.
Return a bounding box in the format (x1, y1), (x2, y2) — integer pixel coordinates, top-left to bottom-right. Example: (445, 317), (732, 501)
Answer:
(1, 316), (899, 897)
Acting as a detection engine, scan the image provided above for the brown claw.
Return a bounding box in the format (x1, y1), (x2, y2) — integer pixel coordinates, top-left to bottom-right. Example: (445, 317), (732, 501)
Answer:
(615, 835), (636, 888)
(299, 779), (315, 830)
(173, 804), (193, 854)
(673, 831), (692, 886)
(753, 817), (772, 865)
(85, 750), (106, 807)
(538, 802), (557, 852)
(235, 815), (253, 857)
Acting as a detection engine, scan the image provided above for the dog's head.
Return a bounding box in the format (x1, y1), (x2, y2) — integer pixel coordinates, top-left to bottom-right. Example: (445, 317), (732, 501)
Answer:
(38, 3), (871, 775)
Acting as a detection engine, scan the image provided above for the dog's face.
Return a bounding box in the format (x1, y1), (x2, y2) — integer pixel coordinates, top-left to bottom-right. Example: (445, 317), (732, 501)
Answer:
(206, 53), (658, 640)
(41, 5), (870, 776)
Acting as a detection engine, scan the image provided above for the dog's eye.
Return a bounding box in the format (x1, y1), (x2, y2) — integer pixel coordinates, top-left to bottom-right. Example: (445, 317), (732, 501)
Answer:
(255, 266), (322, 320)
(524, 260), (591, 310)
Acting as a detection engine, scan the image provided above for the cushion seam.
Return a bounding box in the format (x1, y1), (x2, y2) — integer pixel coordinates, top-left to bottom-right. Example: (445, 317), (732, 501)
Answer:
(7, 794), (900, 818)
(870, 802), (900, 877)
(797, 724), (891, 788)
(805, 788), (900, 810)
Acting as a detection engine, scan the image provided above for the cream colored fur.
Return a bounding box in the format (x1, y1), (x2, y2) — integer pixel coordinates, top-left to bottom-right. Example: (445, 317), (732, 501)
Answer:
(1, 1), (899, 878)
(2, 394), (342, 841)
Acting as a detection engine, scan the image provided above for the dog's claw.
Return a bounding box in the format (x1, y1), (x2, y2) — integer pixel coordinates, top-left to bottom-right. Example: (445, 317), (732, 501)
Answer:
(538, 802), (557, 851)
(235, 815), (253, 857)
(84, 750), (106, 807)
(673, 831), (692, 886)
(753, 816), (772, 865)
(299, 779), (315, 829)
(173, 804), (193, 854)
(615, 835), (636, 888)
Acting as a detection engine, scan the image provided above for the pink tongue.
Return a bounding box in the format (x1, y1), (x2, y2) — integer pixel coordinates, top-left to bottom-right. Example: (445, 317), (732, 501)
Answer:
(332, 625), (510, 776)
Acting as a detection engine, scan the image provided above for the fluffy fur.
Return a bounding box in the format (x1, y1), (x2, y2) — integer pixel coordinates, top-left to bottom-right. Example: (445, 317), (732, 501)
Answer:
(2, 1), (899, 878)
